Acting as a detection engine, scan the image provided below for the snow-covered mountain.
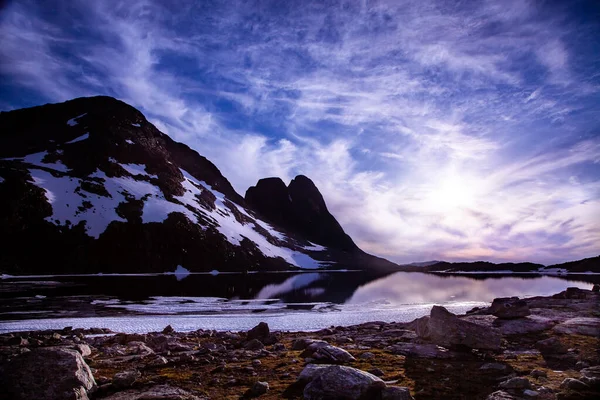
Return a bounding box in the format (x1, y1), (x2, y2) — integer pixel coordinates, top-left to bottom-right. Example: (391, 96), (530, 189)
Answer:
(0, 96), (398, 275)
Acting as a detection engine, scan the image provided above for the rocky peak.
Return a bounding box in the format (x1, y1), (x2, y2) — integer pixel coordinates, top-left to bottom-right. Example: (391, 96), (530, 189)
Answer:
(245, 175), (358, 252)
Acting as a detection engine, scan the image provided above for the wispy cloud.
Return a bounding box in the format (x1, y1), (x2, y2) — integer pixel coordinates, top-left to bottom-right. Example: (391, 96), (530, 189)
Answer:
(1, 0), (599, 264)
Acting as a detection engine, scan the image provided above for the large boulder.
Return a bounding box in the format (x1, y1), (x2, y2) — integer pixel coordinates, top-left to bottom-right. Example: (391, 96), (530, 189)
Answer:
(300, 341), (356, 364)
(489, 297), (531, 319)
(100, 384), (199, 400)
(418, 306), (501, 350)
(295, 364), (387, 400)
(0, 347), (96, 400)
(553, 317), (600, 337)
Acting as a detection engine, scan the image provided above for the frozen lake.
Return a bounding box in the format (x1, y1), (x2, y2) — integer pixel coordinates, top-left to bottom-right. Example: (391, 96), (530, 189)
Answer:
(1, 271), (598, 333)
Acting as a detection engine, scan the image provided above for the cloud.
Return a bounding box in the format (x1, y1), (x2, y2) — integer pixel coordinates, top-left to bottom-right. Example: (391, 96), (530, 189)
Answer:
(0, 0), (599, 265)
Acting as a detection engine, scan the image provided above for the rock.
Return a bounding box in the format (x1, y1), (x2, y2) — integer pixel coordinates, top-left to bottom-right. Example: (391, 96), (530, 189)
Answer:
(73, 343), (92, 357)
(100, 384), (199, 399)
(490, 297), (531, 319)
(300, 342), (356, 364)
(535, 337), (568, 354)
(480, 363), (510, 372)
(247, 322), (269, 341)
(523, 390), (539, 397)
(162, 325), (175, 334)
(0, 347), (96, 400)
(291, 338), (328, 350)
(385, 343), (455, 359)
(560, 377), (589, 391)
(552, 287), (591, 299)
(486, 391), (515, 400)
(359, 352), (375, 360)
(580, 365), (600, 387)
(499, 377), (532, 390)
(245, 381), (269, 397)
(295, 364), (386, 400)
(244, 339), (265, 351)
(417, 306), (501, 350)
(593, 284), (599, 292)
(531, 369), (548, 378)
(553, 317), (600, 336)
(381, 386), (414, 400)
(112, 369), (141, 389)
(492, 316), (555, 335)
(368, 367), (385, 376)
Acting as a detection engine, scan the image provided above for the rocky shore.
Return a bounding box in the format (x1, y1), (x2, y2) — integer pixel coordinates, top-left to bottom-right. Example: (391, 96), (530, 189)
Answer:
(0, 287), (598, 400)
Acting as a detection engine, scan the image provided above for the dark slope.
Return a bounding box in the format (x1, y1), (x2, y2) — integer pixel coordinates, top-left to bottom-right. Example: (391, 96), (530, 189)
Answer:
(245, 176), (357, 252)
(0, 96), (400, 275)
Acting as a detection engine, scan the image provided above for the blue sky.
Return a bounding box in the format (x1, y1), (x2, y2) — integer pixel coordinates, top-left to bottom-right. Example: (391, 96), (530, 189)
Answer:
(1, 0), (599, 265)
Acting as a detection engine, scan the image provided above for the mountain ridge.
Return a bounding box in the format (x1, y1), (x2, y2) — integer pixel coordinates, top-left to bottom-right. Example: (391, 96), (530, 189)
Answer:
(0, 96), (398, 275)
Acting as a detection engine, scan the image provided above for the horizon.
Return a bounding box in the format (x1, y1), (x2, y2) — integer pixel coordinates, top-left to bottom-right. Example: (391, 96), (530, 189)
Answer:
(1, 0), (599, 265)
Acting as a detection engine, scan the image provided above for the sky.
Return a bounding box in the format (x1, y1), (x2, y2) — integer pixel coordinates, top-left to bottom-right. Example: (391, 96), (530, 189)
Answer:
(1, 0), (599, 265)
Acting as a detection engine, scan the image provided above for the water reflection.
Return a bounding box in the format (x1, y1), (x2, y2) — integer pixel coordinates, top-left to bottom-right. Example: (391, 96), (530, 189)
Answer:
(347, 272), (598, 305)
(0, 271), (598, 323)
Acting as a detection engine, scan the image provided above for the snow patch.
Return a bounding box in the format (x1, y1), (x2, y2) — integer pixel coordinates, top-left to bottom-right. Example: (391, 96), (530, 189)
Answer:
(120, 163), (158, 179)
(131, 123), (141, 127)
(66, 113), (87, 126)
(65, 133), (89, 144)
(125, 139), (135, 144)
(303, 242), (326, 251)
(0, 176), (4, 184)
(3, 151), (70, 172)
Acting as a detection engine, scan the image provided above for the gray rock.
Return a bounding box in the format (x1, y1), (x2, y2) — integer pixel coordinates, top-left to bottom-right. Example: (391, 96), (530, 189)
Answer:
(553, 317), (600, 337)
(493, 316), (555, 335)
(490, 297), (531, 319)
(291, 338), (328, 350)
(560, 377), (589, 391)
(300, 365), (386, 400)
(247, 381), (269, 397)
(381, 386), (415, 400)
(486, 391), (516, 400)
(385, 343), (455, 359)
(580, 365), (600, 386)
(244, 339), (265, 351)
(162, 324), (175, 334)
(247, 322), (269, 341)
(499, 377), (532, 390)
(480, 363), (510, 372)
(523, 389), (539, 397)
(73, 343), (92, 357)
(418, 306), (501, 350)
(0, 347), (96, 400)
(100, 384), (199, 399)
(300, 342), (356, 364)
(535, 337), (568, 354)
(112, 369), (141, 389)
(530, 369), (547, 378)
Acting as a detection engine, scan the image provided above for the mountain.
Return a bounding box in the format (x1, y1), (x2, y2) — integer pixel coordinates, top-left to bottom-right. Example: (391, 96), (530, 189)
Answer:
(0, 96), (398, 275)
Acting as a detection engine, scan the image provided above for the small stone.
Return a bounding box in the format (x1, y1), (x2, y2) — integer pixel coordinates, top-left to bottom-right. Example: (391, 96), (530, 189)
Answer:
(592, 283), (599, 292)
(252, 359), (262, 367)
(359, 352), (375, 360)
(73, 344), (92, 357)
(560, 378), (589, 391)
(368, 368), (385, 377)
(381, 386), (414, 400)
(244, 339), (265, 351)
(530, 369), (547, 378)
(246, 381), (269, 397)
(112, 370), (141, 389)
(490, 297), (531, 319)
(523, 390), (539, 397)
(480, 363), (509, 371)
(499, 377), (531, 390)
(486, 391), (515, 400)
(162, 325), (174, 334)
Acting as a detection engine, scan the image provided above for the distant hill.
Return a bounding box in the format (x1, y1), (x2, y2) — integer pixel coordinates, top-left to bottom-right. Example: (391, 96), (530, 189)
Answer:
(421, 257), (600, 274)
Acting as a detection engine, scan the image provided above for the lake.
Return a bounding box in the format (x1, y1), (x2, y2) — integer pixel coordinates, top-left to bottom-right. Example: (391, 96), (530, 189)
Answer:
(1, 271), (598, 333)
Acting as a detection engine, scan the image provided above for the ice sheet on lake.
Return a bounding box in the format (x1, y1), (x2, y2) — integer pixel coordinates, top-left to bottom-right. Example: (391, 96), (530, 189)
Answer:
(0, 301), (488, 334)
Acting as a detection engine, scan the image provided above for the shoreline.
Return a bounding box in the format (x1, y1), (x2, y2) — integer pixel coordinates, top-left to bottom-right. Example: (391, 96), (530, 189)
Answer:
(1, 287), (599, 399)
